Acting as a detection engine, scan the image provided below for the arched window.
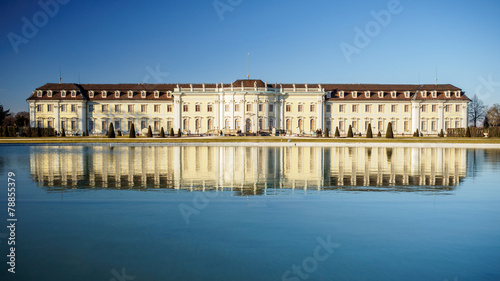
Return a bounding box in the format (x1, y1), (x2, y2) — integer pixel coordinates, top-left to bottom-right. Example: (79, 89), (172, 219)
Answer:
(235, 119), (240, 130)
(258, 119), (263, 130)
(269, 119), (274, 129)
(225, 119), (230, 129)
(246, 119), (252, 132)
(208, 119), (213, 130)
(286, 119), (291, 131)
(298, 119), (303, 132)
(195, 119), (200, 131)
(183, 119), (189, 130)
(310, 119), (315, 131)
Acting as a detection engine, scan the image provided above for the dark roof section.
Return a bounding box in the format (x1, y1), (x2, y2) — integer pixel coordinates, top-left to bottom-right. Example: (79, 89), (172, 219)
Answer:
(27, 82), (469, 102)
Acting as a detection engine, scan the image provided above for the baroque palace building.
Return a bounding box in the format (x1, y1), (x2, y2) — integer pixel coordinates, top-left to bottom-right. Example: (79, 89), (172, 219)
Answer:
(27, 79), (470, 136)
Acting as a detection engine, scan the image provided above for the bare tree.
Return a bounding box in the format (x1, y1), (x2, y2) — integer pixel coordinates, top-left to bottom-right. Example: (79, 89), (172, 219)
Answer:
(487, 104), (500, 127)
(468, 95), (486, 127)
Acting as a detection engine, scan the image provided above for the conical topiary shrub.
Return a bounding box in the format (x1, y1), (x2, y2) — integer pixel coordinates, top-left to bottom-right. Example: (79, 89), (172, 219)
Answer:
(366, 123), (373, 138)
(108, 123), (115, 138)
(147, 126), (153, 137)
(61, 128), (66, 137)
(439, 129), (444, 137)
(169, 128), (174, 137)
(129, 123), (136, 138)
(334, 126), (340, 137)
(324, 127), (329, 138)
(386, 122), (394, 138)
(413, 129), (419, 137)
(465, 126), (471, 137)
(160, 127), (165, 138)
(347, 125), (353, 138)
(177, 128), (181, 137)
(377, 131), (382, 137)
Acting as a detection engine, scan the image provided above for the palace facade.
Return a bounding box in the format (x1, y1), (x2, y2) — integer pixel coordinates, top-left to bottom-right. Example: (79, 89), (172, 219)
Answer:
(27, 79), (470, 136)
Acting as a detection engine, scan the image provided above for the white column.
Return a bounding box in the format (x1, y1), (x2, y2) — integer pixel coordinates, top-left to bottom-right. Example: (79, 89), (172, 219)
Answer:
(241, 96), (246, 132)
(214, 98), (220, 130)
(438, 103), (444, 132)
(29, 102), (36, 127)
(78, 102), (87, 132)
(274, 99), (279, 130)
(264, 100), (270, 130)
(173, 94), (181, 130)
(317, 97), (324, 131)
(253, 98), (258, 132)
(411, 101), (420, 133)
(54, 102), (60, 133)
(462, 104), (468, 127)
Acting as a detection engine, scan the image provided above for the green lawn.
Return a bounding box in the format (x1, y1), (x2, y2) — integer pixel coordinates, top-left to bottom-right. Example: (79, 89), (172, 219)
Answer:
(1, 136), (500, 144)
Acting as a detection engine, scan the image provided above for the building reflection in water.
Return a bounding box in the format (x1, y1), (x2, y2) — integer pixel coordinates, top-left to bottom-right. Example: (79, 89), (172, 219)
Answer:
(30, 146), (467, 195)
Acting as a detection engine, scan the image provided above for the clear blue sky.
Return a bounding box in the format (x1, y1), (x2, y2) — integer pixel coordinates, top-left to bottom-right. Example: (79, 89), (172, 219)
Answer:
(1, 0), (500, 113)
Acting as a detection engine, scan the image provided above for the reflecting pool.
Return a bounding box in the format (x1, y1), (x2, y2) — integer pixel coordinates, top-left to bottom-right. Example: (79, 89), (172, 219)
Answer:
(0, 145), (499, 281)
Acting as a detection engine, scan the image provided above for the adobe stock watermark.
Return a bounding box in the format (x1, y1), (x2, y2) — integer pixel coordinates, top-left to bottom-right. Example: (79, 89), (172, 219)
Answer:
(7, 0), (71, 54)
(213, 0), (243, 21)
(142, 64), (170, 83)
(339, 0), (404, 63)
(110, 267), (136, 281)
(281, 234), (341, 281)
(475, 74), (499, 101)
(179, 191), (218, 225)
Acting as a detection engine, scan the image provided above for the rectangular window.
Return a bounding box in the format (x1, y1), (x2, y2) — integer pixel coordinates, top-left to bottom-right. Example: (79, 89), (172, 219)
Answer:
(102, 121), (107, 131)
(404, 105), (410, 112)
(89, 120), (94, 131)
(404, 121), (409, 131)
(141, 105), (147, 113)
(128, 105), (134, 113)
(339, 121), (344, 131)
(154, 121), (159, 131)
(114, 120), (120, 130)
(71, 121), (76, 131)
(141, 121), (146, 130)
(326, 105), (331, 113)
(71, 105), (76, 112)
(247, 104), (252, 112)
(310, 104), (316, 112)
(225, 104), (230, 112)
(154, 105), (160, 113)
(378, 105), (384, 113)
(101, 105), (108, 113)
(167, 121), (172, 130)
(259, 104), (263, 112)
(195, 104), (200, 112)
(115, 105), (121, 113)
(61, 105), (66, 112)
(432, 105), (437, 112)
(455, 121), (460, 128)
(391, 105), (397, 112)
(365, 105), (371, 113)
(36, 105), (43, 112)
(378, 121), (383, 131)
(89, 105), (94, 113)
(455, 105), (460, 112)
(352, 120), (357, 130)
(298, 104), (303, 112)
(445, 105), (450, 112)
(47, 105), (53, 112)
(269, 104), (274, 112)
(183, 104), (188, 112)
(352, 105), (358, 113)
(422, 121), (427, 131)
(339, 105), (344, 112)
(286, 104), (291, 112)
(422, 105), (427, 112)
(47, 120), (53, 128)
(207, 104), (213, 112)
(167, 105), (172, 112)
(431, 121), (436, 131)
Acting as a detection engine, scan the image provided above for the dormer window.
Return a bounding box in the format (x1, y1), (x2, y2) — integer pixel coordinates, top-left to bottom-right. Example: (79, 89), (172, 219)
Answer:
(128, 91), (133, 98)
(445, 91), (451, 98)
(61, 90), (66, 97)
(71, 90), (77, 97)
(378, 91), (384, 98)
(47, 90), (53, 97)
(421, 90), (427, 98)
(431, 91), (437, 98)
(391, 91), (397, 98)
(364, 91), (370, 98)
(114, 91), (120, 98)
(154, 91), (159, 98)
(167, 91), (172, 98)
(455, 91), (461, 98)
(37, 90), (43, 97)
(101, 91), (107, 98)
(339, 91), (344, 98)
(89, 91), (94, 98)
(141, 91), (147, 98)
(404, 91), (410, 98)
(352, 91), (358, 98)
